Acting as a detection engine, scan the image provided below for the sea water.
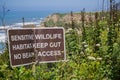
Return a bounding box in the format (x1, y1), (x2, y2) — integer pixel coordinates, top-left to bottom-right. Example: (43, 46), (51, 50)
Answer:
(0, 30), (6, 53)
(0, 10), (55, 26)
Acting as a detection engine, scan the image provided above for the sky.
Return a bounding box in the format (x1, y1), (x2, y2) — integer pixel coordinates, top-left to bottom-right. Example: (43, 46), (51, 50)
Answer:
(0, 0), (104, 12)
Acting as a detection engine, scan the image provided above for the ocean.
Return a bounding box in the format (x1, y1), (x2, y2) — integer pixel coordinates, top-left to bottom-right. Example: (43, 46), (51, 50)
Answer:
(0, 10), (55, 26)
(0, 30), (6, 53)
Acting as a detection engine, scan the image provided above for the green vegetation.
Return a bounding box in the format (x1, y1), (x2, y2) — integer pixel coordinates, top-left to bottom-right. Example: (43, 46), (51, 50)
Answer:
(1, 10), (120, 80)
(52, 13), (67, 17)
(44, 19), (55, 27)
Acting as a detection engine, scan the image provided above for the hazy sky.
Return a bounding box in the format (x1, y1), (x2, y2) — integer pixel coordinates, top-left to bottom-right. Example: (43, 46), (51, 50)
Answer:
(0, 0), (104, 12)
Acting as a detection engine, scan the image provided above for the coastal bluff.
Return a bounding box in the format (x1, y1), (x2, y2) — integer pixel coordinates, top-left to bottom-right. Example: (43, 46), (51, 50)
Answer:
(41, 12), (96, 28)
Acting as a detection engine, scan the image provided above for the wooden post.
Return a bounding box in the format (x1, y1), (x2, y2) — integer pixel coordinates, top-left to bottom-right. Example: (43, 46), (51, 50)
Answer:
(70, 11), (74, 29)
(81, 8), (86, 41)
(22, 17), (25, 27)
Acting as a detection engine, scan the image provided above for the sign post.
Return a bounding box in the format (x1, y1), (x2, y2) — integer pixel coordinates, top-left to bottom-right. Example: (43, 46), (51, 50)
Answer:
(8, 28), (66, 67)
